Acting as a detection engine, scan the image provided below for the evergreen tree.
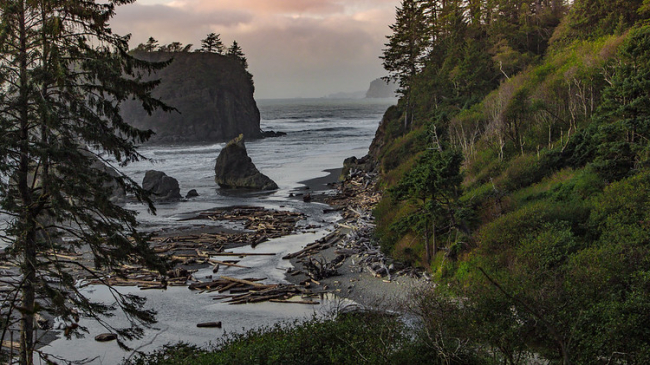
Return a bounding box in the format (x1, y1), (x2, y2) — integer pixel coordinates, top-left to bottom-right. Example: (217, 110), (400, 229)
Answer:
(390, 136), (463, 264)
(0, 1), (171, 363)
(164, 41), (184, 52)
(227, 40), (248, 69)
(593, 25), (650, 180)
(144, 36), (159, 52)
(382, 0), (429, 92)
(381, 0), (430, 129)
(201, 32), (224, 54)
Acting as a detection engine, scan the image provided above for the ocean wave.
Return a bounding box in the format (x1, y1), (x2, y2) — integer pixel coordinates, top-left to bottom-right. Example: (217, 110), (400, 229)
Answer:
(151, 143), (223, 156)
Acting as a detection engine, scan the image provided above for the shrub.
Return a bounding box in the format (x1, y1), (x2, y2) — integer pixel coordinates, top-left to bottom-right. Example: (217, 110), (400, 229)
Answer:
(123, 312), (469, 365)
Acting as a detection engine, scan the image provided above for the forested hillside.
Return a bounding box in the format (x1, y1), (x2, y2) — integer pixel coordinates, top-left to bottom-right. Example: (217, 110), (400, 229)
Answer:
(372, 0), (650, 362)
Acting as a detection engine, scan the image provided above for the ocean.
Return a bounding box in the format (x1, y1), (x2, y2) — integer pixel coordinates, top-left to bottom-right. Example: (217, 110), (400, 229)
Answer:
(39, 97), (396, 363)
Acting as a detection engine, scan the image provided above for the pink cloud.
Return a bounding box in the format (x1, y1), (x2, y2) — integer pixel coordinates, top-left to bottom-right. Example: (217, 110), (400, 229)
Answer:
(112, 0), (401, 98)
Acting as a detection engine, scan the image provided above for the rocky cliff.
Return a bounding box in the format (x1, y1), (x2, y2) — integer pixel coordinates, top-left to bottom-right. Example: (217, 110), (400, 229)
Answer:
(121, 51), (261, 144)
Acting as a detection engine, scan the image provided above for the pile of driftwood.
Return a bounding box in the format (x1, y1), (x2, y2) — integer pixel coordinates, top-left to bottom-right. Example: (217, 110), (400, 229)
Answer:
(288, 171), (428, 283)
(282, 231), (344, 260)
(191, 276), (319, 305)
(78, 206), (305, 289)
(185, 206), (304, 244)
(325, 173), (381, 221)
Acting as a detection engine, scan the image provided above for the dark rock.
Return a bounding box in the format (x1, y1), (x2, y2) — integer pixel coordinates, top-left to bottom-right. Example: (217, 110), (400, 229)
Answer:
(121, 51), (261, 144)
(215, 135), (278, 190)
(303, 194), (311, 203)
(261, 130), (287, 138)
(88, 154), (126, 203)
(340, 155), (375, 180)
(143, 170), (182, 202)
(185, 189), (199, 198)
(95, 333), (118, 342)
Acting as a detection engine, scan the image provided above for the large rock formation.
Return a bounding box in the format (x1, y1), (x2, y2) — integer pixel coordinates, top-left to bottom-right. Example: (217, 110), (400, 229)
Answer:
(89, 155), (126, 203)
(142, 170), (182, 202)
(215, 135), (278, 190)
(121, 51), (262, 144)
(365, 78), (398, 99)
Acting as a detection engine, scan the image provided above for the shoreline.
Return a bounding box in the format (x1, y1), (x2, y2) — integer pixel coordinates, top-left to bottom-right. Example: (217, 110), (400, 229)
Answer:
(284, 168), (428, 311)
(14, 166), (426, 359)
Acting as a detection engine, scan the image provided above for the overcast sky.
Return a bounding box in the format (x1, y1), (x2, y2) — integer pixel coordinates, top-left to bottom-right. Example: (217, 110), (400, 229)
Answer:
(111, 0), (400, 99)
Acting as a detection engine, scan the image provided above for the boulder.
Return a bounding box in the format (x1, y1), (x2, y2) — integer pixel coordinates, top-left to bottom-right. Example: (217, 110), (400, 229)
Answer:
(143, 170), (182, 202)
(88, 154), (126, 203)
(215, 135), (278, 190)
(340, 155), (375, 180)
(185, 189), (199, 198)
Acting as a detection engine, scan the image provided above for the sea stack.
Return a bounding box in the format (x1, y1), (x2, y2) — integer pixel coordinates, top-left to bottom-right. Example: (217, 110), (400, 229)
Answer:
(214, 134), (278, 190)
(142, 170), (182, 202)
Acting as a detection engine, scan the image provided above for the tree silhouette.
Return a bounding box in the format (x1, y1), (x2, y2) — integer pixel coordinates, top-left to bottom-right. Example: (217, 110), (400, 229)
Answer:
(0, 1), (171, 363)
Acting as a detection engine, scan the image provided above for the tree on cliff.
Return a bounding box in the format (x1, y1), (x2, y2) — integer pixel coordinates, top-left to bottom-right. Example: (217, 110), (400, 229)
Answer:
(201, 32), (225, 54)
(144, 36), (159, 52)
(381, 0), (430, 130)
(390, 144), (463, 263)
(0, 1), (171, 364)
(160, 41), (185, 52)
(227, 40), (248, 69)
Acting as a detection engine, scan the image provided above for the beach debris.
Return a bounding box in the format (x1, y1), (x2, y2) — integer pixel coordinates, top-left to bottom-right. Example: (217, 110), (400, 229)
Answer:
(303, 256), (344, 281)
(74, 206), (305, 290)
(284, 166), (428, 284)
(95, 333), (118, 342)
(197, 321), (222, 328)
(178, 276), (316, 305)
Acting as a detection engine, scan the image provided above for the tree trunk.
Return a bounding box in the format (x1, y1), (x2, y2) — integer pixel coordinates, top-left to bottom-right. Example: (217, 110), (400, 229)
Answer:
(17, 2), (36, 363)
(432, 220), (437, 257)
(424, 224), (431, 264)
(19, 235), (36, 365)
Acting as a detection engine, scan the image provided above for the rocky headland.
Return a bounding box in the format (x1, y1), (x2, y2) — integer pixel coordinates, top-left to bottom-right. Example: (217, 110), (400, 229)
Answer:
(121, 51), (262, 144)
(365, 78), (398, 99)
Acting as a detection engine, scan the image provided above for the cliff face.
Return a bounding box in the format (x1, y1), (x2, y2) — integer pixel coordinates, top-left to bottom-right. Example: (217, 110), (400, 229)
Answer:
(122, 51), (261, 144)
(365, 78), (398, 99)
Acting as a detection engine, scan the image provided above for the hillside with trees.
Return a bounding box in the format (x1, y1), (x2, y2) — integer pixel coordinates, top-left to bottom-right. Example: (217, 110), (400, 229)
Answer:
(368, 0), (650, 362)
(121, 2), (650, 365)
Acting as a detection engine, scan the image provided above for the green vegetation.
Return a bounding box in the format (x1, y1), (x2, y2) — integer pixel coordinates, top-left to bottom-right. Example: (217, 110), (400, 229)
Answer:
(371, 0), (650, 363)
(123, 311), (486, 365)
(121, 2), (650, 363)
(117, 1), (650, 364)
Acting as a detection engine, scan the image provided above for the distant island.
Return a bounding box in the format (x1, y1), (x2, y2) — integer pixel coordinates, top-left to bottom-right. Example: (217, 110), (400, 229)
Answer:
(365, 78), (397, 98)
(323, 78), (398, 99)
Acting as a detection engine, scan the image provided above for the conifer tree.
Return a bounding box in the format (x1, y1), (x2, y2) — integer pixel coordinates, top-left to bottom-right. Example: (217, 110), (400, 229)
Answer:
(201, 32), (225, 54)
(144, 36), (159, 52)
(227, 40), (248, 69)
(381, 0), (430, 130)
(0, 1), (171, 364)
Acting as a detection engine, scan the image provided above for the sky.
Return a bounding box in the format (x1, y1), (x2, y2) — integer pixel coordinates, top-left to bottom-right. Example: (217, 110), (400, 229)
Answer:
(111, 0), (401, 99)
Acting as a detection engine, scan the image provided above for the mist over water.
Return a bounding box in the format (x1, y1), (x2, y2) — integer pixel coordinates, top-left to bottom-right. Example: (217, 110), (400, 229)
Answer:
(35, 98), (396, 364)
